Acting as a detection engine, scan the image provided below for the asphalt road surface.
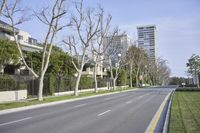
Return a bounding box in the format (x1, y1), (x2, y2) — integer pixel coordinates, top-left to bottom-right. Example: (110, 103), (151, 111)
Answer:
(0, 87), (175, 133)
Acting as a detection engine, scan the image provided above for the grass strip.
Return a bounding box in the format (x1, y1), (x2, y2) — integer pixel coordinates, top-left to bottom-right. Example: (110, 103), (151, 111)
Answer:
(169, 91), (200, 133)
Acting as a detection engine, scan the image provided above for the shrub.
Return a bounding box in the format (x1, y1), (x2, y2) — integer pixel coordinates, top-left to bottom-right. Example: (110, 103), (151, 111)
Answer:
(0, 74), (17, 91)
(47, 74), (57, 95)
(79, 76), (94, 90)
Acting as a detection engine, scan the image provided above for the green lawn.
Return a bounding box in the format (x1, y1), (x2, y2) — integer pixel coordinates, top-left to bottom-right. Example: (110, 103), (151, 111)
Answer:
(0, 87), (134, 110)
(169, 91), (200, 133)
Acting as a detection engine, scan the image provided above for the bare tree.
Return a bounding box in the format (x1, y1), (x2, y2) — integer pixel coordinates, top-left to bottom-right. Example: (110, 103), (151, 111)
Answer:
(63, 0), (101, 96)
(91, 6), (117, 93)
(126, 43), (135, 88)
(156, 58), (171, 85)
(0, 0), (6, 16)
(145, 58), (171, 86)
(104, 33), (126, 90)
(5, 0), (67, 101)
(126, 45), (148, 87)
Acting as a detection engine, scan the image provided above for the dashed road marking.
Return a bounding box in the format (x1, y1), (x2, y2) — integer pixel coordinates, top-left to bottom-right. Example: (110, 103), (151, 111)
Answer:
(97, 110), (111, 116)
(74, 103), (87, 108)
(0, 117), (32, 126)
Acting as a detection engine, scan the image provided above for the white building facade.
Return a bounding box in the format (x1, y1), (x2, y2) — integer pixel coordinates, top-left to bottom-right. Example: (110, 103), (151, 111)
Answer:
(0, 20), (42, 52)
(137, 25), (157, 63)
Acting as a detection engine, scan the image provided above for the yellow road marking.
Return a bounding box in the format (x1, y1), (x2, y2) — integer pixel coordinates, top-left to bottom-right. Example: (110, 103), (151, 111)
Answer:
(149, 93), (170, 133)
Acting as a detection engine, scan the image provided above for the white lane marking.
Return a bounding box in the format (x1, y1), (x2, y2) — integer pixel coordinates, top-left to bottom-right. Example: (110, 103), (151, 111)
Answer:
(104, 97), (113, 100)
(138, 93), (149, 98)
(0, 117), (32, 126)
(74, 103), (87, 108)
(125, 94), (149, 104)
(98, 110), (111, 116)
(125, 100), (133, 104)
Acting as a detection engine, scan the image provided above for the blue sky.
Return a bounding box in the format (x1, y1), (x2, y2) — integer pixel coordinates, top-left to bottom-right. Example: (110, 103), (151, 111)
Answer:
(5, 0), (200, 77)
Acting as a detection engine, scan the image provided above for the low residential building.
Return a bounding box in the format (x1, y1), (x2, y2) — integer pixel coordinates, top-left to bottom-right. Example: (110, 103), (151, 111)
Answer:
(82, 62), (108, 78)
(0, 20), (43, 75)
(0, 20), (42, 52)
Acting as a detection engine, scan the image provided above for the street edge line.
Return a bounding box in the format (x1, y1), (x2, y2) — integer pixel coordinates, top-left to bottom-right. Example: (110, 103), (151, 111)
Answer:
(145, 93), (171, 133)
(163, 90), (175, 133)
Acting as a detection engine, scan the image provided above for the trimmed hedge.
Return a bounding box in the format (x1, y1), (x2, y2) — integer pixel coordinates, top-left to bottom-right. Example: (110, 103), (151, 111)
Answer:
(79, 76), (93, 90)
(176, 87), (200, 91)
(46, 75), (108, 93)
(0, 74), (17, 91)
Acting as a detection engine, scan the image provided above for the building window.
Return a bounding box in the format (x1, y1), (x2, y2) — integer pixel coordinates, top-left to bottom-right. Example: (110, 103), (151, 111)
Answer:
(83, 65), (87, 71)
(17, 35), (23, 40)
(28, 37), (37, 45)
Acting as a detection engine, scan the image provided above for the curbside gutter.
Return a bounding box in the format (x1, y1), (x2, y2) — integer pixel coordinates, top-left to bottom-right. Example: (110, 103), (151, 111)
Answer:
(145, 92), (171, 133)
(162, 90), (175, 133)
(0, 88), (138, 116)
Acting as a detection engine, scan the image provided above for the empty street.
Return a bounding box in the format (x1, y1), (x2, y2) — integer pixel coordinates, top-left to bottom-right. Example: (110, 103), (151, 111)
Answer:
(0, 87), (175, 133)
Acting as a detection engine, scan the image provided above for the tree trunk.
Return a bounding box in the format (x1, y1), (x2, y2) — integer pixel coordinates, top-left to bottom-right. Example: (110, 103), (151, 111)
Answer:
(197, 75), (200, 88)
(113, 78), (116, 91)
(38, 75), (44, 101)
(0, 64), (5, 74)
(94, 63), (98, 93)
(74, 71), (82, 96)
(136, 68), (140, 87)
(109, 58), (114, 90)
(136, 75), (139, 87)
(129, 64), (133, 88)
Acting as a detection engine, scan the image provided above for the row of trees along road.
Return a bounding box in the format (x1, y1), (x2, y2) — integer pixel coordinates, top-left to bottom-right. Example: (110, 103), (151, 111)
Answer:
(0, 0), (171, 101)
(187, 54), (200, 88)
(126, 45), (171, 88)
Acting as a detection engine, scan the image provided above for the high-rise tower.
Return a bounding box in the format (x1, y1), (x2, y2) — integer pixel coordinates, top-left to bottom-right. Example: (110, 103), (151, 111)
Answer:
(137, 25), (157, 63)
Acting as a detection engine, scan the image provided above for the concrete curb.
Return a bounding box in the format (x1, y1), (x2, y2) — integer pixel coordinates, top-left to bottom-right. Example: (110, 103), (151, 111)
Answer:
(0, 88), (138, 116)
(163, 90), (175, 133)
(145, 92), (171, 133)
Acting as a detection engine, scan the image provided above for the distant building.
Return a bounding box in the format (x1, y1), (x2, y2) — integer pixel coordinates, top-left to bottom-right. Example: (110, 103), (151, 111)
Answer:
(137, 25), (157, 63)
(81, 62), (108, 78)
(103, 34), (130, 65)
(77, 54), (108, 78)
(0, 20), (42, 52)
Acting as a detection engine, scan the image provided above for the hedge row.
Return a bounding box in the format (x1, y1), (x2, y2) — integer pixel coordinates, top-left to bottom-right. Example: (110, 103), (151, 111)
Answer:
(0, 74), (17, 91)
(0, 74), (27, 91)
(46, 74), (108, 95)
(0, 74), (108, 95)
(176, 87), (200, 91)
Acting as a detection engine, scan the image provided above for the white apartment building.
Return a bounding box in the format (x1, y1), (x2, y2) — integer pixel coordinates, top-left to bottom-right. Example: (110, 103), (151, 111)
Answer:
(0, 20), (43, 75)
(137, 25), (157, 63)
(0, 20), (42, 52)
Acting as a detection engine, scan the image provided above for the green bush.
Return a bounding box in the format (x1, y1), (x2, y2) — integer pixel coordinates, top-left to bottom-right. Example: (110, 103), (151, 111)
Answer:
(79, 76), (93, 90)
(0, 74), (17, 91)
(47, 74), (57, 95)
(97, 78), (107, 87)
(117, 69), (127, 86)
(47, 75), (108, 94)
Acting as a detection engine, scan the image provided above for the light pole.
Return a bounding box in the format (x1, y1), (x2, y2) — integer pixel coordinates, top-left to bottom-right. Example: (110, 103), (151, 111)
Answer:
(113, 53), (121, 90)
